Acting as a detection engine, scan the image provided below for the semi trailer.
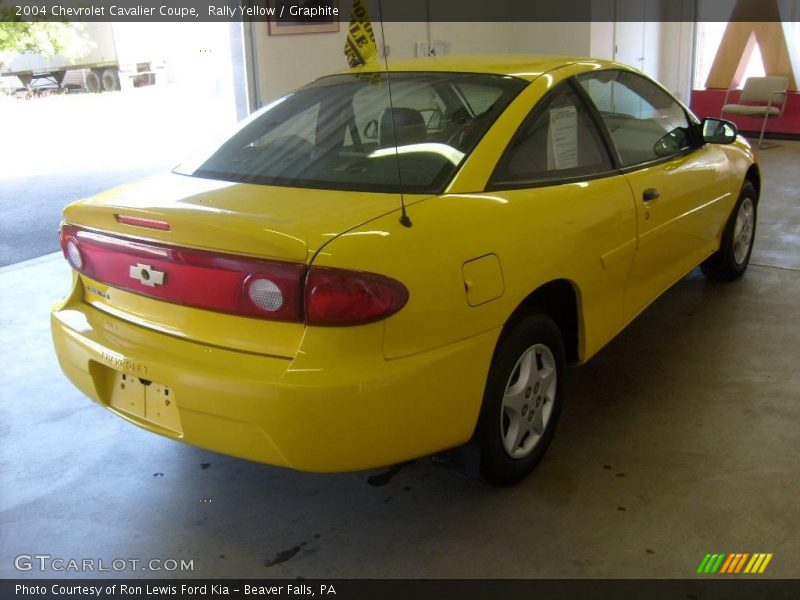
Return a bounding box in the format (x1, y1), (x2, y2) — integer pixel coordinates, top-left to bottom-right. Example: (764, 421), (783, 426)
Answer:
(1, 23), (166, 95)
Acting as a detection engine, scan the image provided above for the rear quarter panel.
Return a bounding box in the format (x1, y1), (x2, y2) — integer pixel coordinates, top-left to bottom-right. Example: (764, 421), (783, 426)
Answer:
(312, 177), (637, 363)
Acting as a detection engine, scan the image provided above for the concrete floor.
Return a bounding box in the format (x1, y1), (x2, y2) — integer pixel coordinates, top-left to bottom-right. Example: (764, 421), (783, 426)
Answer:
(1, 142), (798, 579)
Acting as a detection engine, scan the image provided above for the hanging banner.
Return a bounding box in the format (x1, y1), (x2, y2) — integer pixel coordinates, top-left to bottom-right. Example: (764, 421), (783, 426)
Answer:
(344, 0), (378, 68)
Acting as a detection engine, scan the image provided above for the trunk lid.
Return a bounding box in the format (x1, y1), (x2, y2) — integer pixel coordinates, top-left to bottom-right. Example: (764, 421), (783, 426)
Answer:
(65, 172), (407, 259)
(63, 173), (415, 357)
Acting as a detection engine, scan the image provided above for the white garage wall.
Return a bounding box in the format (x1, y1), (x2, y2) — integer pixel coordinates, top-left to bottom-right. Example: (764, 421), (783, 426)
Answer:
(250, 20), (688, 107)
(251, 22), (520, 104)
(590, 22), (615, 60)
(508, 22), (592, 56)
(658, 22), (695, 104)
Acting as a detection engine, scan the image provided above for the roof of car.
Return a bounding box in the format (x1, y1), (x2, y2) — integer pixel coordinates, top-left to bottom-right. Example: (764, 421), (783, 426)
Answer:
(343, 54), (622, 81)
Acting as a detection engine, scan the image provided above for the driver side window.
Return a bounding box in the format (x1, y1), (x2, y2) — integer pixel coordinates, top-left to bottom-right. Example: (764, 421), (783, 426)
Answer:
(577, 70), (693, 167)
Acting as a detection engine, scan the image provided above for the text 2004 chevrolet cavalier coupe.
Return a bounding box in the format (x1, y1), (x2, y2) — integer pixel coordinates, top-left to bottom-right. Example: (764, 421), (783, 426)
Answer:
(52, 56), (759, 485)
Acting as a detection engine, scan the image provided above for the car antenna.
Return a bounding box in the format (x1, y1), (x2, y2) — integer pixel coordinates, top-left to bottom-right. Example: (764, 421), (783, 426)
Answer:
(377, 0), (412, 228)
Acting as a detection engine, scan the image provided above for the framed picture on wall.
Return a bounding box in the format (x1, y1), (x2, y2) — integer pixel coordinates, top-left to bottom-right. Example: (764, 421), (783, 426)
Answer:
(267, 0), (340, 36)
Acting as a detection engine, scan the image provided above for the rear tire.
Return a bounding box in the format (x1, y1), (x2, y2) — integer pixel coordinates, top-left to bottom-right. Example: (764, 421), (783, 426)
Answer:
(476, 314), (566, 486)
(85, 71), (101, 94)
(701, 181), (757, 281)
(102, 68), (120, 92)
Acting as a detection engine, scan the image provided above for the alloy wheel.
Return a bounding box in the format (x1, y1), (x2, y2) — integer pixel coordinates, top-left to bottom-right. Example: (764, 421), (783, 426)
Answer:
(733, 197), (755, 265)
(500, 344), (557, 459)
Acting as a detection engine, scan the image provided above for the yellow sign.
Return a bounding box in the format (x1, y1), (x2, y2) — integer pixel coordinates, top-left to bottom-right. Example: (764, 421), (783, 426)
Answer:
(344, 0), (378, 68)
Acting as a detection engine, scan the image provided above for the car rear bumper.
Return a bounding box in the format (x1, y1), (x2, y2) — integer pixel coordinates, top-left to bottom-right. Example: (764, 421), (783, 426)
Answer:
(51, 296), (499, 472)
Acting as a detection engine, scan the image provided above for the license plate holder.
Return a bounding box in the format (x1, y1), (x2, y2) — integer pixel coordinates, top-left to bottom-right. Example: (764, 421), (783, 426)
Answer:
(109, 372), (146, 418)
(108, 370), (182, 434)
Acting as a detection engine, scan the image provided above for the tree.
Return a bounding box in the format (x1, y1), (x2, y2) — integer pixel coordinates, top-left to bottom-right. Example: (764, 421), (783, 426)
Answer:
(0, 14), (93, 72)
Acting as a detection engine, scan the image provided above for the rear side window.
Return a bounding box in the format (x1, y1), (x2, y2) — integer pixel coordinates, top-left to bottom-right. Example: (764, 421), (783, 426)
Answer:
(576, 70), (694, 166)
(489, 81), (613, 188)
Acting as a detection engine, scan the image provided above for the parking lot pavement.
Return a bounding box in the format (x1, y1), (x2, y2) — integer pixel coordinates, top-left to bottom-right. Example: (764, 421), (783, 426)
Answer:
(0, 85), (237, 266)
(0, 168), (169, 266)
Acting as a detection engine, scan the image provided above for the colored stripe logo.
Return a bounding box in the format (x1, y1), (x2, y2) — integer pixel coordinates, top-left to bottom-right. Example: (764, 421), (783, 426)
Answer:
(697, 553), (773, 574)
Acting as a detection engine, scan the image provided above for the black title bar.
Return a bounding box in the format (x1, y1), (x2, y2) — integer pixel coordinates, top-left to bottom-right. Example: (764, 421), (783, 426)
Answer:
(2, 0), (798, 22)
(4, 579), (800, 600)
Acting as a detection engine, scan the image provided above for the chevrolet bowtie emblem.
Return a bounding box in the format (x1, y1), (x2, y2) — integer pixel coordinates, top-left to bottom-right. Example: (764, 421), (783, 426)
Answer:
(129, 263), (165, 287)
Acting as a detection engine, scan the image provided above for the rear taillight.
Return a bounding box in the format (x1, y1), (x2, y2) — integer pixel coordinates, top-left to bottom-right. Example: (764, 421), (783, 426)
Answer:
(65, 239), (83, 270)
(59, 224), (305, 321)
(59, 225), (408, 326)
(305, 267), (408, 326)
(245, 276), (285, 312)
(60, 227), (83, 270)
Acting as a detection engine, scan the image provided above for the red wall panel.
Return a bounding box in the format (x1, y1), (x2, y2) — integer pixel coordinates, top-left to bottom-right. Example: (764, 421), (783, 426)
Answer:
(691, 89), (800, 136)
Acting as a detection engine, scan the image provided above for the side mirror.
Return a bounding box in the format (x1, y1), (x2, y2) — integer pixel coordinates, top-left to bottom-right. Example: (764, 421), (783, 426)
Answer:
(654, 128), (688, 157)
(701, 118), (737, 144)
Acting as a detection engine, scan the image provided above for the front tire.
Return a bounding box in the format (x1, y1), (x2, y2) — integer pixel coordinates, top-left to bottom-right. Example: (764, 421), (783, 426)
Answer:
(476, 314), (566, 486)
(701, 181), (757, 281)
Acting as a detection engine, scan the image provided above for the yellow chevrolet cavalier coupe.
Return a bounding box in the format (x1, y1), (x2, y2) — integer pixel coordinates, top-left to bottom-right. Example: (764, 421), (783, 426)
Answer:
(52, 56), (759, 485)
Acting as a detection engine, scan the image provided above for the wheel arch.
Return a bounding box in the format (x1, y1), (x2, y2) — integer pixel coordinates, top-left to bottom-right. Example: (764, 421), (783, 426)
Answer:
(504, 279), (582, 364)
(745, 163), (761, 203)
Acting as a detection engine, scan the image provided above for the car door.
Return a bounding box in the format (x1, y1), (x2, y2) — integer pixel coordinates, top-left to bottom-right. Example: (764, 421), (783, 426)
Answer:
(483, 79), (638, 358)
(576, 70), (734, 322)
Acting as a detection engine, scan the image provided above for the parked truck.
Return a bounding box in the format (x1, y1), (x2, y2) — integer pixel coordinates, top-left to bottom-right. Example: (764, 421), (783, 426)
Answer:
(1, 23), (166, 95)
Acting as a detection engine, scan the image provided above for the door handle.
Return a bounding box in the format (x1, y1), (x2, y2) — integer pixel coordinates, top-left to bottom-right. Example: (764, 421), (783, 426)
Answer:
(643, 188), (660, 202)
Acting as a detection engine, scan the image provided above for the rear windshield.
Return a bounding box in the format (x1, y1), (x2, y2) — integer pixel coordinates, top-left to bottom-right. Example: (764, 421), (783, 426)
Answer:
(175, 72), (526, 194)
